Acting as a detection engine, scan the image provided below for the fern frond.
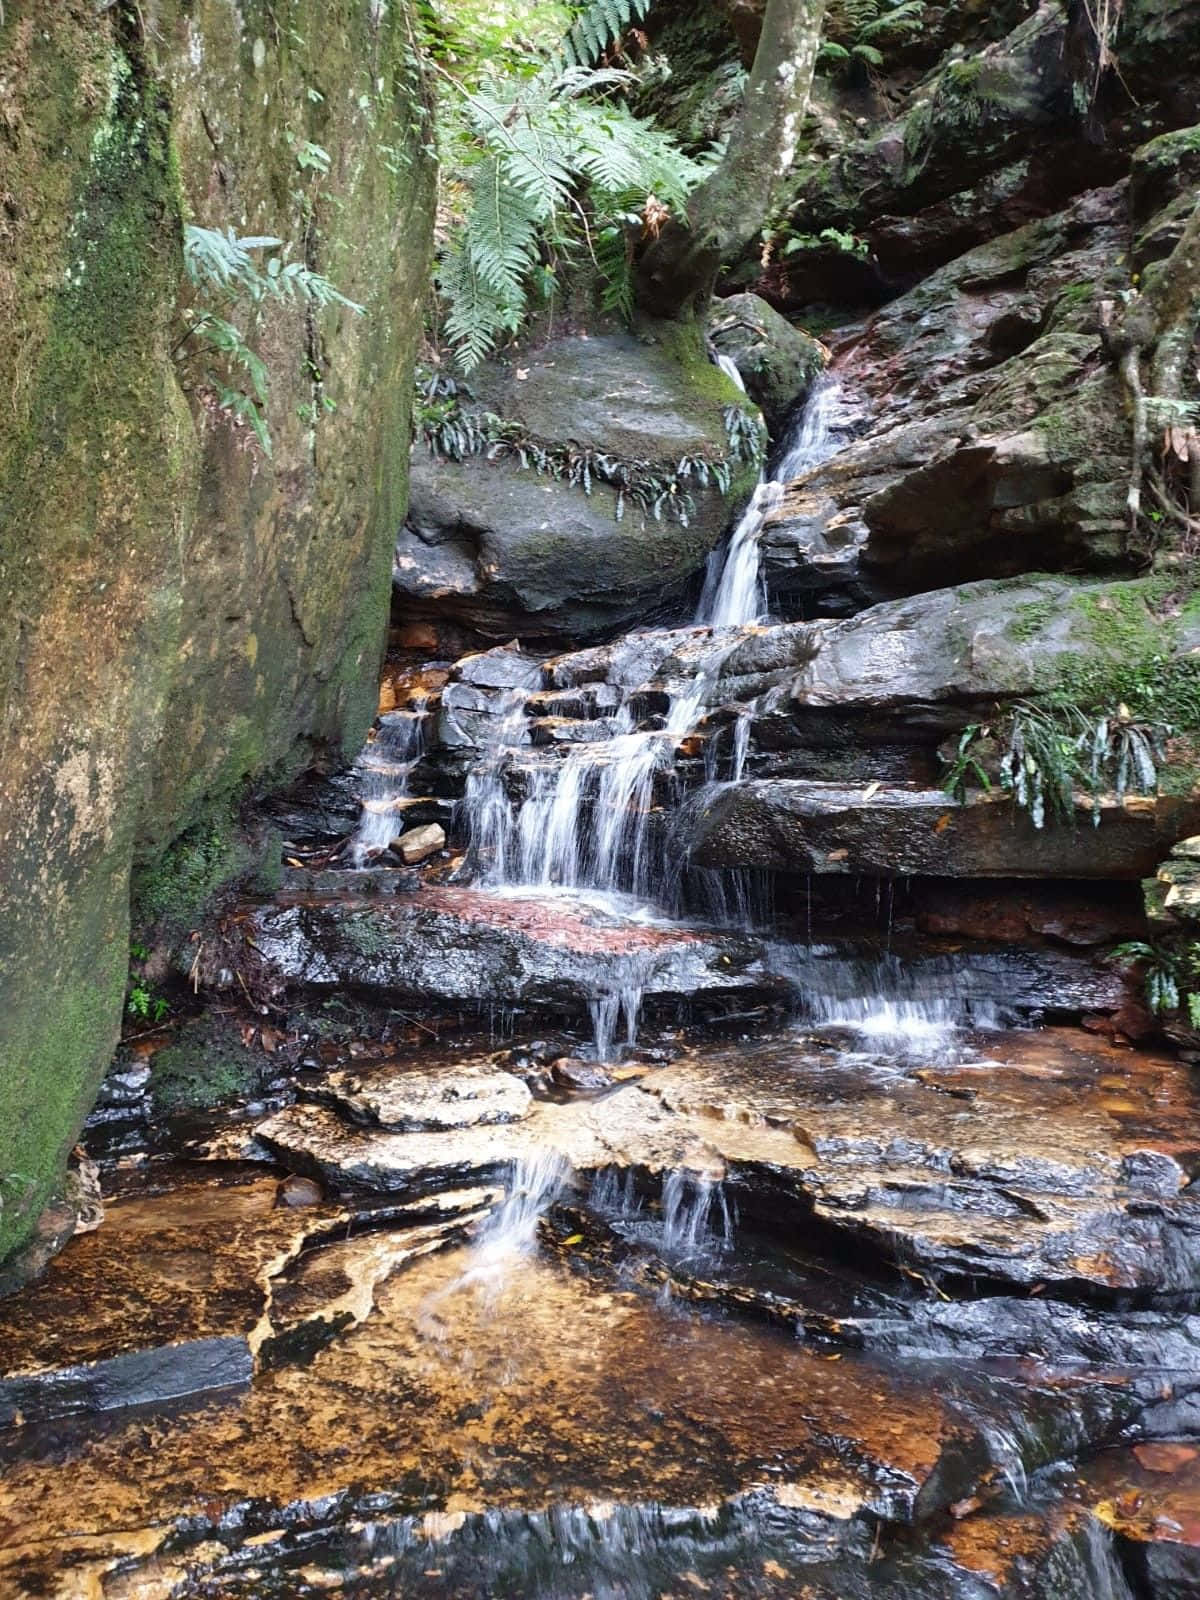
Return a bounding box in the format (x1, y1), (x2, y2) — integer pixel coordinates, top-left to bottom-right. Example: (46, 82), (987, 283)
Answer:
(858, 0), (926, 41)
(559, 0), (650, 69)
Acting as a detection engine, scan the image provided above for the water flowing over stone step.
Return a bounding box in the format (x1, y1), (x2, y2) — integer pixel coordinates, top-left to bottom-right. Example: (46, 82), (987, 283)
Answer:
(247, 886), (782, 1026)
(697, 374), (847, 629)
(255, 1025), (1200, 1296)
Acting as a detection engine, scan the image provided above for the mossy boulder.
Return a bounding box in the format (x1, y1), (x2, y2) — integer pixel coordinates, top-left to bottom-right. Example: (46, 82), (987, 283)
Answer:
(707, 293), (827, 431)
(396, 326), (760, 641)
(0, 3), (434, 1272)
(148, 1017), (266, 1115)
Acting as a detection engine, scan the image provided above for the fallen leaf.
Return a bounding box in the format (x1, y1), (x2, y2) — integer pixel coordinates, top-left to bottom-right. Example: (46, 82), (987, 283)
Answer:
(285, 856), (304, 868)
(950, 1496), (981, 1520)
(934, 813), (952, 833)
(826, 847), (849, 862)
(1134, 1442), (1198, 1474)
(260, 1026), (282, 1053)
(863, 781), (881, 800)
(561, 1234), (584, 1247)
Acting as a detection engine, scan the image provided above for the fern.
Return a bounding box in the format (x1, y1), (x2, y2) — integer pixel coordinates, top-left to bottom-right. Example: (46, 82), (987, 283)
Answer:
(179, 224), (363, 453)
(435, 63), (708, 369)
(819, 0), (926, 75)
(559, 0), (651, 69)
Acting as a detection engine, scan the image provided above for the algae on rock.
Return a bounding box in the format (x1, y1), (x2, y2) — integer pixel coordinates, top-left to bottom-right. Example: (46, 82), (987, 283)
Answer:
(0, 2), (435, 1270)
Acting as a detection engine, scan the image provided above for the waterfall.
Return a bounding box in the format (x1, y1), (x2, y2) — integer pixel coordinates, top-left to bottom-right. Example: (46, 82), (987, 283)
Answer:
(696, 375), (842, 630)
(350, 703), (427, 864)
(424, 1151), (568, 1315)
(588, 1166), (736, 1263)
(453, 363), (852, 1058)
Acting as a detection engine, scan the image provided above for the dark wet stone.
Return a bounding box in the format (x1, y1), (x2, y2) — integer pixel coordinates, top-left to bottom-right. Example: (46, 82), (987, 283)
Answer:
(244, 886), (781, 1015)
(707, 292), (827, 430)
(395, 332), (755, 642)
(688, 779), (1200, 881)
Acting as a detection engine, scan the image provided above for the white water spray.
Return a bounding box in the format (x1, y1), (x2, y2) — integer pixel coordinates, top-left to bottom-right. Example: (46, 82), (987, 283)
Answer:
(351, 703), (427, 864)
(696, 375), (843, 630)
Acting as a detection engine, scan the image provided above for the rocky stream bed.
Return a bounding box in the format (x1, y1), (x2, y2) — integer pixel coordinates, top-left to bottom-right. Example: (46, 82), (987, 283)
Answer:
(6, 6), (1200, 1590)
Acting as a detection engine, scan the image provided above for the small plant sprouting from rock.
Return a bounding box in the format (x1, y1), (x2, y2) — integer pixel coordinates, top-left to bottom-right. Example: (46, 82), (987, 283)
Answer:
(126, 943), (170, 1025)
(942, 702), (1169, 828)
(412, 364), (758, 524)
(176, 225), (364, 456)
(1111, 939), (1200, 1028)
(722, 403), (768, 466)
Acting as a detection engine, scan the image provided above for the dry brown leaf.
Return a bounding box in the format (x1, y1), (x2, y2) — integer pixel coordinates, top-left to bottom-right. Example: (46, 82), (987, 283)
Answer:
(1134, 1442), (1199, 1474)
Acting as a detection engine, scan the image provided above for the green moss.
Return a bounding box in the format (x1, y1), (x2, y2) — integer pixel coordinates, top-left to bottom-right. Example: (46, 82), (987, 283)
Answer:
(0, 1), (435, 1275)
(147, 1016), (263, 1113)
(132, 789), (282, 941)
(1009, 597), (1058, 641)
(1036, 578), (1200, 730)
(343, 912), (392, 960)
(650, 317), (754, 415)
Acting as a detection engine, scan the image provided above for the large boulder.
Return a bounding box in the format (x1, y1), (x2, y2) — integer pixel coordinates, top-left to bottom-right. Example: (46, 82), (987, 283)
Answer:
(395, 329), (760, 641)
(762, 187), (1134, 604)
(0, 4), (435, 1273)
(706, 293), (827, 430)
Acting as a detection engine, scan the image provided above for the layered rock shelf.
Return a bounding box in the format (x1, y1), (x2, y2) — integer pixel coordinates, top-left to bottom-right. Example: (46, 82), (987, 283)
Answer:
(5, 2), (1200, 1597)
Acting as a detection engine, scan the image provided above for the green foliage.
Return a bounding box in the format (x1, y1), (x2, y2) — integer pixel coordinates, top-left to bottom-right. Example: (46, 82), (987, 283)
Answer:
(942, 724), (993, 804)
(126, 946), (169, 1025)
(723, 403), (768, 464)
(941, 702), (1170, 829)
(560, 0), (652, 69)
(1112, 939), (1200, 1024)
(178, 226), (364, 455)
(781, 225), (870, 260)
(819, 0), (925, 76)
(427, 0), (708, 368)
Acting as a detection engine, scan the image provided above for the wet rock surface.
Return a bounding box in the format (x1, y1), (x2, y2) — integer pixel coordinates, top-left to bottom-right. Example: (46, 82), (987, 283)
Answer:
(394, 331), (758, 641)
(5, 1016), (1200, 1598)
(244, 886), (781, 1017)
(689, 780), (1200, 879)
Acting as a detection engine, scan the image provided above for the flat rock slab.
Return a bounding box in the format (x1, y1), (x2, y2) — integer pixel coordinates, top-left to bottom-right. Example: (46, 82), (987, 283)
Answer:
(314, 1055), (532, 1132)
(648, 1028), (1200, 1292)
(259, 1026), (1200, 1294)
(689, 779), (1200, 880)
(247, 886), (780, 1011)
(0, 1176), (490, 1432)
(0, 1236), (1140, 1599)
(0, 1177), (320, 1429)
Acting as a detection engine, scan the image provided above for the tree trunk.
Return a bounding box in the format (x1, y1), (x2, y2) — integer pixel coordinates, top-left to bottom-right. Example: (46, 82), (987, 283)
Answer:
(636, 0), (827, 319)
(1148, 196), (1200, 403)
(1105, 195), (1200, 540)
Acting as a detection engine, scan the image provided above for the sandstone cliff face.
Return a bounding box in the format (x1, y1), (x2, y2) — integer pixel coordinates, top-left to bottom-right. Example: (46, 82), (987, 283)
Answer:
(0, 1), (435, 1268)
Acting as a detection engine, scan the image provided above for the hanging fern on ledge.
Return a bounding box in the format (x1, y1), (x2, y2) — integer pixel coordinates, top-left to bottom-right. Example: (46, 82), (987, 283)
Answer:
(412, 365), (763, 524)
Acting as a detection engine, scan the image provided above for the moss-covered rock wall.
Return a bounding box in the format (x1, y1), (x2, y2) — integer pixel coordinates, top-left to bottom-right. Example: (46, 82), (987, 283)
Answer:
(0, 0), (435, 1268)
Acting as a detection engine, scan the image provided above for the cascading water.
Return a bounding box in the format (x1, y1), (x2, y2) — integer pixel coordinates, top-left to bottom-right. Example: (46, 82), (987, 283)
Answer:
(696, 373), (843, 630)
(424, 1150), (568, 1314)
(449, 366), (855, 1060)
(351, 701), (427, 864)
(588, 1166), (737, 1264)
